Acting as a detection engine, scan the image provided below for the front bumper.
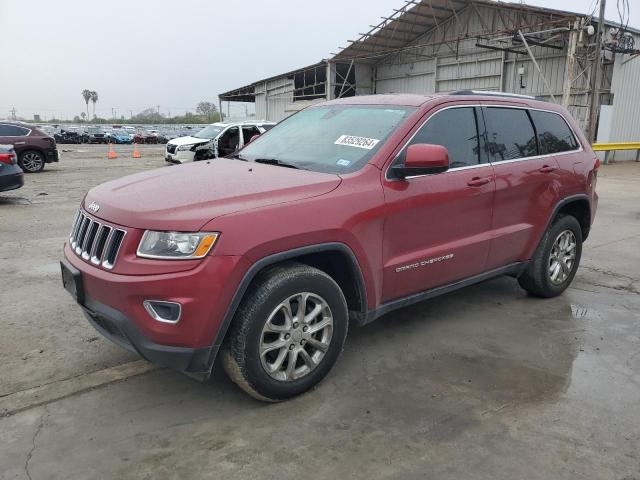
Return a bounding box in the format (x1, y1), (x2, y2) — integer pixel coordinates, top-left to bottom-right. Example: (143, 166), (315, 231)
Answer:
(82, 292), (213, 376)
(165, 149), (195, 164)
(62, 246), (249, 376)
(0, 167), (24, 192)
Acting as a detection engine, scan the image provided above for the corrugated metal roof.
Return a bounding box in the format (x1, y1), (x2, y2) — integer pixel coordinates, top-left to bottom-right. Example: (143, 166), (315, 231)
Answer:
(333, 0), (639, 62)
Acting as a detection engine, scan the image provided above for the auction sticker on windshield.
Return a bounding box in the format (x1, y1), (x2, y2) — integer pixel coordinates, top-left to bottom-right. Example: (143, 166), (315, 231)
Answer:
(334, 135), (380, 150)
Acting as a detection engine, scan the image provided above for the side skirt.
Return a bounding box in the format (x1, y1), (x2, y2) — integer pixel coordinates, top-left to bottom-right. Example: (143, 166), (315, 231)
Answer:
(362, 262), (527, 325)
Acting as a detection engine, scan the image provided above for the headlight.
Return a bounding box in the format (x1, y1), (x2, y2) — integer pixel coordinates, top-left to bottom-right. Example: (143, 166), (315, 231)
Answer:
(137, 231), (219, 259)
(176, 144), (194, 151)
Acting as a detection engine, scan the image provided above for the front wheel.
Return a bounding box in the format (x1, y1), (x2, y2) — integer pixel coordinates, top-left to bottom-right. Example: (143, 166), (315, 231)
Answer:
(222, 263), (348, 401)
(518, 215), (583, 297)
(18, 150), (45, 173)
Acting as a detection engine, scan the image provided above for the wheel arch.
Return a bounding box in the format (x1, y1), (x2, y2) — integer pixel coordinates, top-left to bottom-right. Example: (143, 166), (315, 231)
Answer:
(551, 195), (592, 240)
(205, 243), (368, 373)
(19, 147), (46, 159)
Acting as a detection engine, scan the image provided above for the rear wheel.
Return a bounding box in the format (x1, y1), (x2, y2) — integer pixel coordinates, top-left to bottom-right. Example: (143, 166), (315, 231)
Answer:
(18, 150), (45, 173)
(518, 215), (582, 297)
(222, 263), (348, 401)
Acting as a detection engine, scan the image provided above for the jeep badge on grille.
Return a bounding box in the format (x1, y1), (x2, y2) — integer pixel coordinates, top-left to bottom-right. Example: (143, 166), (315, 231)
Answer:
(88, 202), (100, 213)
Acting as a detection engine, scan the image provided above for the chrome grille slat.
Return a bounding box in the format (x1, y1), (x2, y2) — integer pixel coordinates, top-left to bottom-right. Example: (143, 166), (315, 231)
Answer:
(91, 225), (112, 265)
(81, 221), (100, 260)
(68, 209), (126, 270)
(102, 229), (125, 270)
(75, 218), (91, 255)
(69, 210), (81, 242)
(70, 212), (85, 247)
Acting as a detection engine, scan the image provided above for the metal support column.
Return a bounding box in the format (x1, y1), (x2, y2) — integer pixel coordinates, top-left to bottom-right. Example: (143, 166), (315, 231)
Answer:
(588, 0), (606, 143)
(326, 61), (334, 100)
(562, 21), (579, 108)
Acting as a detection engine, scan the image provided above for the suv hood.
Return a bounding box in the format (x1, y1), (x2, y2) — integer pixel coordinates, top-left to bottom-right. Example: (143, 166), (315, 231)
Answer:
(84, 159), (342, 231)
(168, 136), (210, 146)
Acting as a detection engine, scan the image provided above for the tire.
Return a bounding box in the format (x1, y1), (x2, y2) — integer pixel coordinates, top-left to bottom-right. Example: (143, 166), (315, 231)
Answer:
(222, 262), (348, 402)
(18, 150), (45, 173)
(518, 215), (582, 298)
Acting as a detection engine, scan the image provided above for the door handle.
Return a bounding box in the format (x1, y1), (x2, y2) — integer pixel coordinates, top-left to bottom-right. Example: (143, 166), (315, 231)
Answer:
(467, 176), (491, 187)
(14, 141), (26, 145)
(539, 165), (557, 173)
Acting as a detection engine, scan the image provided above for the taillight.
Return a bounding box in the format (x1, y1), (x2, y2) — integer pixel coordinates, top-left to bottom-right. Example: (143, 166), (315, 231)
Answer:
(594, 157), (600, 171)
(0, 153), (15, 165)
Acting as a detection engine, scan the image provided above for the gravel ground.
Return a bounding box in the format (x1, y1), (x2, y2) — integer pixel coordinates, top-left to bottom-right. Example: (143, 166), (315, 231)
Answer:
(0, 146), (639, 479)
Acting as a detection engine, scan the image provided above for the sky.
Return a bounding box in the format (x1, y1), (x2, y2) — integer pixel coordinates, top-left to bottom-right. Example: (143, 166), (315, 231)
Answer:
(0, 0), (637, 121)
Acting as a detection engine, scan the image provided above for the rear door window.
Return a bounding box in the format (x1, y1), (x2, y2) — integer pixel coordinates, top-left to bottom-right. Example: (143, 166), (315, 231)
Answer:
(0, 124), (29, 136)
(399, 107), (481, 169)
(529, 110), (579, 154)
(241, 126), (261, 144)
(483, 107), (538, 162)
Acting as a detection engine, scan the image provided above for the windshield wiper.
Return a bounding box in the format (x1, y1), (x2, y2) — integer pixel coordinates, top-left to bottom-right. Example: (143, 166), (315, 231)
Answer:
(254, 158), (302, 170)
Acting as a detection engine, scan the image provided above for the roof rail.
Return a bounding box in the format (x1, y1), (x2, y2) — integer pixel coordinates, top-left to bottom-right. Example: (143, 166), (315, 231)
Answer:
(451, 90), (547, 101)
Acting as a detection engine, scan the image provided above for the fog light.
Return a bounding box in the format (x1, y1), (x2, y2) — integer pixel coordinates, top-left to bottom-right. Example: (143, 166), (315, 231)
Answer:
(143, 300), (182, 324)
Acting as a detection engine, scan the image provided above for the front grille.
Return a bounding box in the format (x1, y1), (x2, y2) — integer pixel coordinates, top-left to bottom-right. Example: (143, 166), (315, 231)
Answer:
(69, 210), (126, 270)
(166, 144), (177, 154)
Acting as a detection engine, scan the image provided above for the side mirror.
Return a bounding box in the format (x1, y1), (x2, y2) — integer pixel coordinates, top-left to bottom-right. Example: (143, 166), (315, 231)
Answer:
(249, 134), (261, 144)
(391, 144), (449, 179)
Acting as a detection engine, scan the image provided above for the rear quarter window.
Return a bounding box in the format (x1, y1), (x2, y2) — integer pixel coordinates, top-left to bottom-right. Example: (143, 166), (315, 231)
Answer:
(529, 110), (579, 154)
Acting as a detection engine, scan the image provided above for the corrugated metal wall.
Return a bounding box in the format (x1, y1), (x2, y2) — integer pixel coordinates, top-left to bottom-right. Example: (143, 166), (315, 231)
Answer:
(373, 5), (575, 94)
(608, 34), (640, 160)
(254, 77), (295, 122)
(370, 4), (606, 133)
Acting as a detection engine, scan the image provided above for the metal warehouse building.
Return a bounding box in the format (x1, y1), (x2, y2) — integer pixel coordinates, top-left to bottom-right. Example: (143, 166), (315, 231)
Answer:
(219, 0), (640, 159)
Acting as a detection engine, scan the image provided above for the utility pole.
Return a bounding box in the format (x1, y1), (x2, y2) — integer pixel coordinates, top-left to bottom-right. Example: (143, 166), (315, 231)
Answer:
(588, 0), (606, 143)
(10, 107), (16, 120)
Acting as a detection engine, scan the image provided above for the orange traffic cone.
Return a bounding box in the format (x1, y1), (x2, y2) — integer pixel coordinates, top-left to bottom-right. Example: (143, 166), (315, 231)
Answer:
(107, 142), (117, 159)
(132, 142), (141, 158)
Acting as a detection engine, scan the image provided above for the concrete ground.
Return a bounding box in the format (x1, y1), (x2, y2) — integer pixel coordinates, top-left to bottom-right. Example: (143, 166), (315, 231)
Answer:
(0, 145), (638, 479)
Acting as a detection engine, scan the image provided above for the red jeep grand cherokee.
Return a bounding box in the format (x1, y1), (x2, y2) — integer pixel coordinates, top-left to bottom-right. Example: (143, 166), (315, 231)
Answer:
(61, 92), (598, 401)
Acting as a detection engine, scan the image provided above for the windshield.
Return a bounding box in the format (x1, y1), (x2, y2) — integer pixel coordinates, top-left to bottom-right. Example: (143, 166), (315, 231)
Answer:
(239, 105), (415, 174)
(194, 125), (224, 139)
(87, 127), (103, 133)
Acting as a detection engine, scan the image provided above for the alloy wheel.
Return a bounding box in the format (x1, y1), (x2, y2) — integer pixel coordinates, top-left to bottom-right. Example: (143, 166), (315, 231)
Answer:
(21, 152), (44, 172)
(259, 292), (333, 382)
(548, 229), (577, 285)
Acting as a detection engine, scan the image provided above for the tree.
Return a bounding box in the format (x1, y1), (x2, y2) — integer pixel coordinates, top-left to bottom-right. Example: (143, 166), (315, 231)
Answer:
(196, 102), (217, 122)
(82, 89), (92, 120)
(90, 91), (99, 119)
(80, 112), (86, 122)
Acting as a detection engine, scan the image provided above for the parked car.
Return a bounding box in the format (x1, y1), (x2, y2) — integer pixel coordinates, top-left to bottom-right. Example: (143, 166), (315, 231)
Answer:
(0, 144), (24, 192)
(61, 92), (598, 401)
(133, 130), (159, 144)
(86, 127), (109, 144)
(107, 130), (133, 144)
(157, 134), (169, 144)
(164, 121), (275, 164)
(0, 121), (59, 173)
(54, 129), (85, 144)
